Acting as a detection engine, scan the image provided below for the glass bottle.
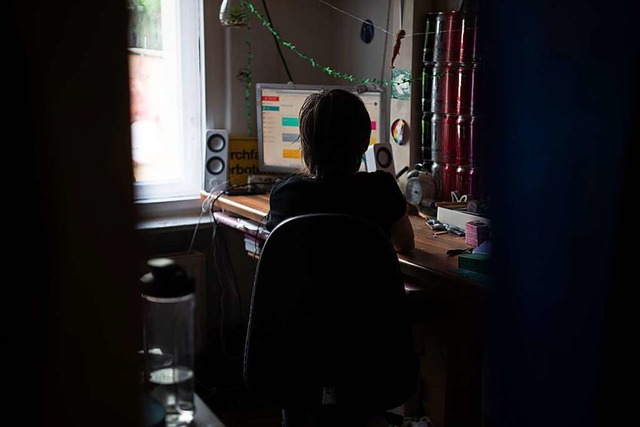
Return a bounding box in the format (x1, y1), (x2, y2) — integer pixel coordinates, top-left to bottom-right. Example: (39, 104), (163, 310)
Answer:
(141, 258), (196, 426)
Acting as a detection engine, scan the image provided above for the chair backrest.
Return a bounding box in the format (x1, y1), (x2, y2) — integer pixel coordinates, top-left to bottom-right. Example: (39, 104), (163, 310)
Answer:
(243, 213), (419, 414)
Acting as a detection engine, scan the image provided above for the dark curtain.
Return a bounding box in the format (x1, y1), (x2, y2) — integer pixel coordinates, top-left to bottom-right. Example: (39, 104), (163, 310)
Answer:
(480, 1), (638, 426)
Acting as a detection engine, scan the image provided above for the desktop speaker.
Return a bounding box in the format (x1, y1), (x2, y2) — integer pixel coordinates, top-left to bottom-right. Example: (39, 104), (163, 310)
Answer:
(364, 141), (396, 176)
(203, 129), (229, 193)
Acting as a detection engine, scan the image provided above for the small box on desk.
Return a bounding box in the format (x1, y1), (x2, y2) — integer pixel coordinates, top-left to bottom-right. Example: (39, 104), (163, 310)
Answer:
(436, 206), (490, 230)
(465, 220), (490, 247)
(458, 253), (490, 275)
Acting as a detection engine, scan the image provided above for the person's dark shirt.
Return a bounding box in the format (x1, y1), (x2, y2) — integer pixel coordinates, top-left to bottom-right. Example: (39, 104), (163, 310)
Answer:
(266, 171), (407, 239)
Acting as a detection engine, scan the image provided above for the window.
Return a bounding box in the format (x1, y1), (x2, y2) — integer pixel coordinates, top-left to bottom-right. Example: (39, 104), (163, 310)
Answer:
(128, 0), (202, 203)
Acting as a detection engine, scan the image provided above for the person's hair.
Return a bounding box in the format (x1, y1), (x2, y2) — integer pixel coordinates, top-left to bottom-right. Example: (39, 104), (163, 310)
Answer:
(298, 88), (371, 177)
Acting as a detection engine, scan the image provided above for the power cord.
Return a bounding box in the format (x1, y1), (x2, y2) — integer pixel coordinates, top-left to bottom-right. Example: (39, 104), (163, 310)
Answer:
(261, 0), (293, 82)
(188, 180), (231, 255)
(190, 182), (271, 362)
(206, 182), (262, 360)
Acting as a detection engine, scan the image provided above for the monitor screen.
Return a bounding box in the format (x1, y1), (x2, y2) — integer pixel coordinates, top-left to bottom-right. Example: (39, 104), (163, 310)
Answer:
(255, 83), (386, 174)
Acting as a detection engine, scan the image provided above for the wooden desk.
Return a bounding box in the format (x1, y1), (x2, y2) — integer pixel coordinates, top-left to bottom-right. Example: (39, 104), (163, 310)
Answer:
(207, 192), (487, 427)
(210, 193), (487, 298)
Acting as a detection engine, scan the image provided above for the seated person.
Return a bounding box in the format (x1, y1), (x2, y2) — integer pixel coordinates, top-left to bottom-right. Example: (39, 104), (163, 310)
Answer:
(266, 88), (415, 253)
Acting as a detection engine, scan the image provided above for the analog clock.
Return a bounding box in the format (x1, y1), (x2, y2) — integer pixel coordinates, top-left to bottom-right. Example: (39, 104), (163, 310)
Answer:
(405, 170), (436, 208)
(406, 177), (424, 206)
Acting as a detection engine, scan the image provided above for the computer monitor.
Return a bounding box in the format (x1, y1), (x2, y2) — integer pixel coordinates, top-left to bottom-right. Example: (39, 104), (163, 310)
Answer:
(255, 82), (387, 174)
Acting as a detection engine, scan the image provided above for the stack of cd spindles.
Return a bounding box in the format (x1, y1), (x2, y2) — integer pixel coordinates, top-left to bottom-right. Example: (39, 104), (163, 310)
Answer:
(421, 10), (481, 201)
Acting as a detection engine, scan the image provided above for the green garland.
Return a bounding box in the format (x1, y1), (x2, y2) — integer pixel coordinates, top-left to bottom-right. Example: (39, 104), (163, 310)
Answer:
(245, 24), (253, 136)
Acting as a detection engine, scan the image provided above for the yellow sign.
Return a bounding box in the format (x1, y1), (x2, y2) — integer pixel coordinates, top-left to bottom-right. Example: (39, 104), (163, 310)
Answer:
(228, 137), (260, 185)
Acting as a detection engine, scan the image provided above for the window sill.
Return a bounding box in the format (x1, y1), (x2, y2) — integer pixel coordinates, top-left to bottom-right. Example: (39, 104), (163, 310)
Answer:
(135, 196), (210, 231)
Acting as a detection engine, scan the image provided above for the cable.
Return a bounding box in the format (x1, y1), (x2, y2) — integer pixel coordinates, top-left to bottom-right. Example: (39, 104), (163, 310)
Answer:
(250, 212), (270, 259)
(196, 181), (271, 361)
(210, 199), (243, 360)
(317, 0), (392, 36)
(380, 0), (392, 82)
(206, 182), (262, 360)
(190, 182), (270, 377)
(261, 0), (293, 82)
(188, 179), (231, 254)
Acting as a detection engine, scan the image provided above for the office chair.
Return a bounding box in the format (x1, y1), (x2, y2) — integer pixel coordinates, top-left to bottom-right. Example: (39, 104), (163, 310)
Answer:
(243, 213), (419, 426)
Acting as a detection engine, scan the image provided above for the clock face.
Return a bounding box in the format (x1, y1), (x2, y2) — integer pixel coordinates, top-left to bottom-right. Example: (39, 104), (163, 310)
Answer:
(406, 178), (423, 206)
(421, 174), (437, 201)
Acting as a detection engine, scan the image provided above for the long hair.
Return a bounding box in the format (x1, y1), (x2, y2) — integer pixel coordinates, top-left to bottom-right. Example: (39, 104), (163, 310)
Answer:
(298, 89), (371, 177)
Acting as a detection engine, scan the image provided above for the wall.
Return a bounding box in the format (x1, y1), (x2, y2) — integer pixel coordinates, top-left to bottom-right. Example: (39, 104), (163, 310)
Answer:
(11, 1), (141, 425)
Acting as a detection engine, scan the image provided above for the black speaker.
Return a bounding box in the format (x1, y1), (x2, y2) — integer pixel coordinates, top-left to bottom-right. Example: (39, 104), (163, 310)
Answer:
(364, 142), (396, 176)
(204, 129), (229, 192)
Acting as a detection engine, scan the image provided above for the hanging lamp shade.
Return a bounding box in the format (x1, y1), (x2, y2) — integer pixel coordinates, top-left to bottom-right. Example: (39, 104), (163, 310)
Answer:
(219, 0), (248, 27)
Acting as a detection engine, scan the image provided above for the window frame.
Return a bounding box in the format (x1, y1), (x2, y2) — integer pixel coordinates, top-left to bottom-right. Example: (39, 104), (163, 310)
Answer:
(129, 0), (205, 212)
